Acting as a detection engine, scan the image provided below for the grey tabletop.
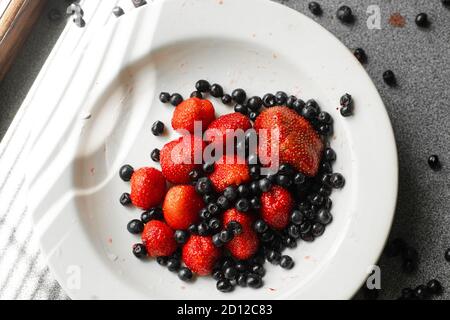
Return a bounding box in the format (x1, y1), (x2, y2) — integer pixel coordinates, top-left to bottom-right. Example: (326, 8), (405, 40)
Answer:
(0, 0), (449, 300)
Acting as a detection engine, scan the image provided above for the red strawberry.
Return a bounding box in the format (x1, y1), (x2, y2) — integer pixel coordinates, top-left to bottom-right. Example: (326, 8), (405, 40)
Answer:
(223, 208), (259, 260)
(172, 97), (215, 134)
(130, 167), (166, 210)
(182, 235), (222, 276)
(209, 155), (251, 193)
(141, 220), (177, 257)
(254, 106), (324, 176)
(163, 185), (204, 230)
(260, 185), (294, 230)
(205, 112), (252, 144)
(160, 135), (206, 184)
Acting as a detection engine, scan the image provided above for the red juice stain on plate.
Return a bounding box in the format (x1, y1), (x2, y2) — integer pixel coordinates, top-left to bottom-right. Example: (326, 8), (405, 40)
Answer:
(389, 13), (406, 28)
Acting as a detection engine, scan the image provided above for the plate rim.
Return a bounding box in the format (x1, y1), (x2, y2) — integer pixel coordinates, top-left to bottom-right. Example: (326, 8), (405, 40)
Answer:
(29, 0), (398, 300)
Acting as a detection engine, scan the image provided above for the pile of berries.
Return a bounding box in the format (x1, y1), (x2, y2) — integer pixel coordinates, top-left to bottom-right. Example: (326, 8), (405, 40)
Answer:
(119, 79), (346, 292)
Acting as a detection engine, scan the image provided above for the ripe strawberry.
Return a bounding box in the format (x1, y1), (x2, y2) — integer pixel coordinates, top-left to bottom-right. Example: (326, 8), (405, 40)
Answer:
(205, 112), (252, 144)
(223, 208), (259, 260)
(172, 97), (216, 134)
(260, 185), (294, 230)
(182, 235), (222, 276)
(209, 155), (251, 193)
(130, 167), (167, 210)
(160, 135), (206, 184)
(141, 220), (177, 257)
(163, 185), (204, 230)
(254, 106), (324, 176)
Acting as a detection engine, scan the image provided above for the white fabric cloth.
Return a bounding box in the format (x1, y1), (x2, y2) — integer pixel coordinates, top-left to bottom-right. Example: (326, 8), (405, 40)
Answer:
(0, 0), (150, 300)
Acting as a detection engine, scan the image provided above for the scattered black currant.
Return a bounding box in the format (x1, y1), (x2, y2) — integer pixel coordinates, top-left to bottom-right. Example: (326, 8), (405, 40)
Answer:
(202, 162), (215, 174)
(212, 233), (224, 247)
(150, 148), (160, 162)
(236, 198), (250, 212)
(246, 273), (263, 288)
(308, 2), (322, 16)
(280, 255), (295, 269)
(262, 93), (276, 107)
(383, 70), (397, 86)
(170, 93), (183, 106)
(428, 155), (441, 171)
(216, 279), (234, 292)
(247, 96), (263, 111)
(227, 221), (243, 235)
(232, 88), (247, 104)
(415, 13), (429, 28)
(190, 91), (203, 99)
(159, 92), (171, 103)
(234, 104), (248, 115)
(337, 5), (354, 24)
(354, 48), (367, 64)
(210, 84), (224, 97)
(221, 94), (232, 105)
(119, 164), (134, 181)
(174, 230), (189, 244)
(259, 178), (272, 193)
(445, 248), (450, 262)
(132, 243), (147, 258)
(151, 121), (165, 136)
(195, 177), (213, 195)
(120, 193), (131, 206)
(167, 258), (181, 272)
(330, 173), (345, 189)
(178, 267), (193, 281)
(127, 219), (144, 234)
(275, 91), (288, 105)
(254, 220), (268, 233)
(250, 197), (261, 210)
(426, 279), (442, 295)
(286, 95), (297, 108)
(196, 79), (211, 93)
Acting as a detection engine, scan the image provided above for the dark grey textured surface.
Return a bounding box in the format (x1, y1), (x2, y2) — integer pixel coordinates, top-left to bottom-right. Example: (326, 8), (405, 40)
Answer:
(0, 0), (449, 300)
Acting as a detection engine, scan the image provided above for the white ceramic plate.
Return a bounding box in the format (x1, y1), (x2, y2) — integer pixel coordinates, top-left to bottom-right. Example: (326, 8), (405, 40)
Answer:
(28, 0), (398, 300)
